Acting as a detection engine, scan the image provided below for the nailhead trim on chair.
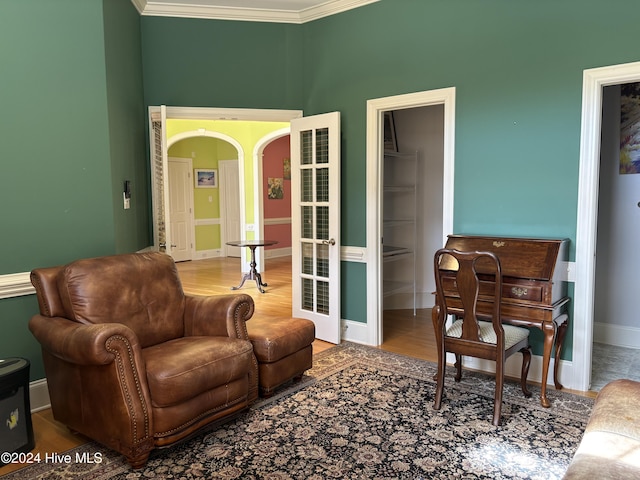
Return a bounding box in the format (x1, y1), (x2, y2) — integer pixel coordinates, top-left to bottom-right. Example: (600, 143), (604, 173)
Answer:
(233, 299), (259, 402)
(233, 301), (251, 339)
(30, 273), (51, 317)
(106, 335), (151, 444)
(153, 392), (248, 437)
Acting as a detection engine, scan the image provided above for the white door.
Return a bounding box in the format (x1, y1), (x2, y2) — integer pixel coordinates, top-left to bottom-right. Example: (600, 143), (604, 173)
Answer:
(291, 112), (341, 344)
(168, 158), (194, 262)
(219, 160), (242, 257)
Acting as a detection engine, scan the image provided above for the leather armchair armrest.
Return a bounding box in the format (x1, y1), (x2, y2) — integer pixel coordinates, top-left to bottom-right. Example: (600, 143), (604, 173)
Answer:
(28, 314), (142, 366)
(184, 293), (255, 339)
(29, 314), (154, 463)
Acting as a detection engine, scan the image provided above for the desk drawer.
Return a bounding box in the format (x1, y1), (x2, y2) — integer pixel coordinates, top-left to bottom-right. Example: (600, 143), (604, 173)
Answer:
(442, 278), (543, 303)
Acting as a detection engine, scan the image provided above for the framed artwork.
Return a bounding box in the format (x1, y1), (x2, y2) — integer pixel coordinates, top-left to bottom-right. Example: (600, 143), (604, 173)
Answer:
(620, 83), (640, 174)
(283, 157), (291, 180)
(195, 169), (217, 188)
(268, 177), (284, 199)
(384, 111), (398, 152)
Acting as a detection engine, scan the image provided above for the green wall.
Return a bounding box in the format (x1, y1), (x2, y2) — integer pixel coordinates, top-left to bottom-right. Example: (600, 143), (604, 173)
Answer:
(139, 0), (640, 358)
(140, 17), (304, 109)
(3, 0), (640, 381)
(0, 0), (147, 380)
(104, 0), (149, 252)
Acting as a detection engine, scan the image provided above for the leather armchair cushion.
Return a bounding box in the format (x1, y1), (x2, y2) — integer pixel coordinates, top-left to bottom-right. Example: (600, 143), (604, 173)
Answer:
(143, 336), (255, 407)
(57, 253), (186, 348)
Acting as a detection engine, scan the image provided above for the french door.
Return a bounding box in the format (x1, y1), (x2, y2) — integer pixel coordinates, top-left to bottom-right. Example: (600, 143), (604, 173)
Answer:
(291, 112), (341, 344)
(149, 106), (341, 343)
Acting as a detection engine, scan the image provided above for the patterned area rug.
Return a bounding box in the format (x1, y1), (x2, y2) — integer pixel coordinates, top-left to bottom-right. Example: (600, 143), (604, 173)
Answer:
(2, 343), (592, 479)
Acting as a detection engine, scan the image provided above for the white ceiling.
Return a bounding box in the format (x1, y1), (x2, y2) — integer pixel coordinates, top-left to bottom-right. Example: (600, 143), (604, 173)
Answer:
(132, 0), (379, 23)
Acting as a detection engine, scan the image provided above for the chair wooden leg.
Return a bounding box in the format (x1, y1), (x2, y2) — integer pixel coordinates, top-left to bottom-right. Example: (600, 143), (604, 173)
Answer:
(432, 306), (445, 411)
(493, 359), (505, 426)
(454, 354), (462, 382)
(520, 346), (533, 398)
(433, 339), (447, 410)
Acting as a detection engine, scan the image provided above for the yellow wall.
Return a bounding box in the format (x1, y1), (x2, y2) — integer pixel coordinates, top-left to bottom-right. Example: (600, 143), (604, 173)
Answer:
(167, 120), (289, 253)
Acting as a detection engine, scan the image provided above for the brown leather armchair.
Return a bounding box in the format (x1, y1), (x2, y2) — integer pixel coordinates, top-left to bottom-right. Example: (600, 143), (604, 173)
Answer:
(29, 252), (258, 468)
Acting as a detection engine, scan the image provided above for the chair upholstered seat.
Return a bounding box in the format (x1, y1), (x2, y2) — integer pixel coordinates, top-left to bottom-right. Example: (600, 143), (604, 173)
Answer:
(446, 320), (530, 350)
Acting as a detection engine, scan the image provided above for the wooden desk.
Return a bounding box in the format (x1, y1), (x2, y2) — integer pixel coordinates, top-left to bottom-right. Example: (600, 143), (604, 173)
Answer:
(226, 240), (278, 293)
(437, 235), (570, 408)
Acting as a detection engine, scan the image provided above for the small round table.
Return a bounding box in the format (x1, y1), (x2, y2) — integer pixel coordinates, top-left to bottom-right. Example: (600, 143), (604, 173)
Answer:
(226, 240), (278, 293)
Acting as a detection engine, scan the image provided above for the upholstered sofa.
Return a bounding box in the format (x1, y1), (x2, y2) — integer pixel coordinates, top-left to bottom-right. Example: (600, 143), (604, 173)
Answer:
(563, 379), (640, 479)
(29, 252), (259, 468)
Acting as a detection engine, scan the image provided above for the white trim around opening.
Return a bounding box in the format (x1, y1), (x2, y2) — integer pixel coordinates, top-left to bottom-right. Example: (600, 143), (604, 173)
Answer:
(365, 87), (457, 347)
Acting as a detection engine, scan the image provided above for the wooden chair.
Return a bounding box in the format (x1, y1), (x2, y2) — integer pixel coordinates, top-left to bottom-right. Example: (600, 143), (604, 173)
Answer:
(432, 248), (532, 426)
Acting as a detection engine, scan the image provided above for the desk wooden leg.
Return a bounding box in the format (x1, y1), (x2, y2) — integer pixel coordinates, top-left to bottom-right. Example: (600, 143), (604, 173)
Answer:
(553, 314), (569, 391)
(540, 320), (557, 408)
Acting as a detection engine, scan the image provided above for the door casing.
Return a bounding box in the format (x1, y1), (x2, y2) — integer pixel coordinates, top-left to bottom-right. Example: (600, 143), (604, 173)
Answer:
(366, 88), (457, 347)
(574, 60), (640, 391)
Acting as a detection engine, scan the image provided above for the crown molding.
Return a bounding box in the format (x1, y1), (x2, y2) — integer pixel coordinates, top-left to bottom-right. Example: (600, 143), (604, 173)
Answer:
(133, 0), (379, 24)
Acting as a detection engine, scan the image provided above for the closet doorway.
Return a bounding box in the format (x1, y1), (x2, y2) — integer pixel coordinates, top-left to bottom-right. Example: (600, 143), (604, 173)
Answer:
(366, 88), (456, 347)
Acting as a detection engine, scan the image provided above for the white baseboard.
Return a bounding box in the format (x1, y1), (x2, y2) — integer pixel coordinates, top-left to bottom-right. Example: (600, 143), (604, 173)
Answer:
(341, 319), (370, 345)
(383, 293), (432, 311)
(29, 379), (51, 413)
(593, 322), (640, 348)
(264, 247), (292, 258)
(194, 249), (223, 260)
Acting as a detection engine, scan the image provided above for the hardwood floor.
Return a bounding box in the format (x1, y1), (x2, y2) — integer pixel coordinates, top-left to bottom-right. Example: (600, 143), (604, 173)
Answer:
(0, 255), (592, 476)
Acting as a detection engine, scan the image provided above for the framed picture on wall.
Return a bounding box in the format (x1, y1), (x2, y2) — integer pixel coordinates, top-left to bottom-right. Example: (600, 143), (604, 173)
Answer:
(195, 169), (217, 188)
(268, 177), (284, 199)
(283, 158), (291, 180)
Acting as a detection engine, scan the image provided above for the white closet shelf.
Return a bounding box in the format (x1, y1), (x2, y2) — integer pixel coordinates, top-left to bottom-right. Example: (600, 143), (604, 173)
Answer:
(382, 150), (418, 314)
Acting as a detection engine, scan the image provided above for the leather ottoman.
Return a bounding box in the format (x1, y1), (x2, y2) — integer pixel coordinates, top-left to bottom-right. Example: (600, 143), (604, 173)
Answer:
(246, 317), (315, 397)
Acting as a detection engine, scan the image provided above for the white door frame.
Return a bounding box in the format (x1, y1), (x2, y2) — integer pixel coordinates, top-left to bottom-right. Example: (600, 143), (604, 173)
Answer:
(574, 61), (640, 391)
(366, 88), (456, 346)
